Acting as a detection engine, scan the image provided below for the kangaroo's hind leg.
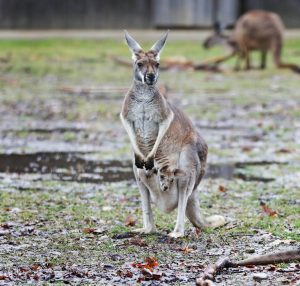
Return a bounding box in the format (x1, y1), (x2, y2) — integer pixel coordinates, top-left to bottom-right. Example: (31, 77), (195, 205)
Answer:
(133, 168), (156, 233)
(186, 190), (226, 230)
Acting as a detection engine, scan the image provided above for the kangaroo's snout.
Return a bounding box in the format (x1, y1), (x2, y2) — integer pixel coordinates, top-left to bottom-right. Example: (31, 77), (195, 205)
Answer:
(145, 73), (156, 85)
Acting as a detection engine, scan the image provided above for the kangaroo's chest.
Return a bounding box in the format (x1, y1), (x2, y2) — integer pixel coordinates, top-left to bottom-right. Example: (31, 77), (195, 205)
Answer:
(128, 99), (164, 153)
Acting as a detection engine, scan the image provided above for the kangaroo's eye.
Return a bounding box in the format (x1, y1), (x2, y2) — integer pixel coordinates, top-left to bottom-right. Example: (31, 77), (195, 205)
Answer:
(155, 63), (160, 68)
(160, 175), (164, 180)
(170, 179), (174, 183)
(137, 62), (143, 67)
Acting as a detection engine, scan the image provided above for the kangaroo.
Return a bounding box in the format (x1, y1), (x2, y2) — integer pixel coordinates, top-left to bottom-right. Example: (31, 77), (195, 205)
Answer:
(120, 31), (225, 238)
(203, 10), (300, 73)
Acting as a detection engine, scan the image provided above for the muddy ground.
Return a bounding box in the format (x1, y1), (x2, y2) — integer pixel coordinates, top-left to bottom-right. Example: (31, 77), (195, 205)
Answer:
(0, 36), (299, 285)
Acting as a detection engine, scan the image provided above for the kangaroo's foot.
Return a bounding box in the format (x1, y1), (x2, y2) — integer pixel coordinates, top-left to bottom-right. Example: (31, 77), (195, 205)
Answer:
(132, 227), (156, 234)
(168, 231), (184, 238)
(205, 215), (226, 228)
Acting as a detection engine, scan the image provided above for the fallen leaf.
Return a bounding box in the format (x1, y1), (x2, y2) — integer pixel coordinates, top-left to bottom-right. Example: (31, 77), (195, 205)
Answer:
(116, 269), (133, 278)
(82, 228), (104, 234)
(132, 256), (159, 272)
(241, 146), (253, 152)
(276, 148), (293, 154)
(31, 265), (41, 271)
(260, 201), (278, 217)
(180, 246), (194, 254)
(218, 185), (226, 192)
(124, 214), (136, 227)
(0, 275), (8, 280)
(129, 237), (148, 247)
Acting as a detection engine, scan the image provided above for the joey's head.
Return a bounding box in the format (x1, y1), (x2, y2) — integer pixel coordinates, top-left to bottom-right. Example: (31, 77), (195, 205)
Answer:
(158, 166), (186, 192)
(203, 22), (229, 49)
(124, 30), (169, 86)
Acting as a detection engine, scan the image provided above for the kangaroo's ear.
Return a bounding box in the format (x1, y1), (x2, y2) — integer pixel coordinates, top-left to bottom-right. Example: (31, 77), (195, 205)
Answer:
(174, 169), (186, 177)
(150, 30), (169, 61)
(124, 30), (143, 60)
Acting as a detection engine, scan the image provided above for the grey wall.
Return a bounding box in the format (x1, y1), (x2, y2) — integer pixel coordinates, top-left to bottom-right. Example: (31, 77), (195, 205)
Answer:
(153, 0), (239, 28)
(0, 0), (298, 29)
(0, 0), (152, 29)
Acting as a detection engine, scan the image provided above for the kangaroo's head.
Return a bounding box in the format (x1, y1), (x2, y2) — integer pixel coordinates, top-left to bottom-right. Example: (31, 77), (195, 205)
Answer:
(124, 30), (169, 86)
(203, 22), (229, 49)
(158, 166), (186, 192)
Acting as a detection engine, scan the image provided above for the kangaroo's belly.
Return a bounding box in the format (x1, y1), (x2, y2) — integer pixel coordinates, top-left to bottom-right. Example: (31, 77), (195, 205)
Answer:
(137, 170), (179, 213)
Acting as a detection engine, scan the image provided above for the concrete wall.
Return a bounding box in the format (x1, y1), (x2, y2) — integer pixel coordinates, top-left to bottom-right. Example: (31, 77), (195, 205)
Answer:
(0, 0), (152, 29)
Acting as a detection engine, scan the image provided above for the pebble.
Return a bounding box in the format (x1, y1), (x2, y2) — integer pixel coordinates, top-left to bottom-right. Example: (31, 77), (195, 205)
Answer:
(253, 273), (269, 282)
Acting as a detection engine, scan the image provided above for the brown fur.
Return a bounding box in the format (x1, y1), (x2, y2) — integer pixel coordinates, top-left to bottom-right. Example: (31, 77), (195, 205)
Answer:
(204, 10), (300, 73)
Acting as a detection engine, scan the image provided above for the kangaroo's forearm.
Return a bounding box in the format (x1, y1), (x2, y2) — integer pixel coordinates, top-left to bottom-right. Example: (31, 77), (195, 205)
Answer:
(120, 114), (144, 158)
(147, 111), (174, 159)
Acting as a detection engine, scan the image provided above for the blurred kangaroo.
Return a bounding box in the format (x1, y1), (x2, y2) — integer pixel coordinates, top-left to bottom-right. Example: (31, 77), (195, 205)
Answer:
(120, 31), (225, 238)
(203, 10), (300, 73)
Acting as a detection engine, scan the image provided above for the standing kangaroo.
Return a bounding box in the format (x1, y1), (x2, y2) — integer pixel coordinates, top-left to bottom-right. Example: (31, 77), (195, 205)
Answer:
(203, 10), (300, 72)
(120, 31), (225, 238)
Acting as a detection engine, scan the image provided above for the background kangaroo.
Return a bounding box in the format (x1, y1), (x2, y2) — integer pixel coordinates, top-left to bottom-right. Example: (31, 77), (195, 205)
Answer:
(120, 31), (225, 238)
(203, 10), (300, 73)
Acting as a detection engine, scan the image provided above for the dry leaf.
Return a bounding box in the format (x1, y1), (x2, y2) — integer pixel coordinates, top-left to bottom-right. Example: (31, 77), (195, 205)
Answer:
(124, 214), (136, 227)
(218, 185), (226, 192)
(241, 146), (253, 152)
(181, 246), (194, 254)
(82, 228), (104, 234)
(276, 148), (293, 154)
(260, 201), (278, 217)
(129, 237), (148, 247)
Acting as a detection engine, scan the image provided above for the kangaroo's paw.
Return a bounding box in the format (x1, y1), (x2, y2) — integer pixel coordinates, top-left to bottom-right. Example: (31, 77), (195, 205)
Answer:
(206, 215), (226, 228)
(144, 156), (154, 170)
(134, 153), (145, 169)
(168, 231), (185, 238)
(132, 227), (156, 234)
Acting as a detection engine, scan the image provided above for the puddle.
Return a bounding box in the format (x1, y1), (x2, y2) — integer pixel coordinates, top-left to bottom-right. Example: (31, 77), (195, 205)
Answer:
(0, 152), (277, 183)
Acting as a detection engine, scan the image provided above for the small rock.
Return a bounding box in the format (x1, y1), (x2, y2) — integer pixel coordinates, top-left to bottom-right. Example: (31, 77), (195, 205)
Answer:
(245, 248), (255, 254)
(253, 273), (268, 282)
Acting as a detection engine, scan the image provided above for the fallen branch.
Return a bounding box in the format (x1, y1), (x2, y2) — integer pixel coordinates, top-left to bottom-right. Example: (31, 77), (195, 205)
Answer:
(196, 248), (300, 286)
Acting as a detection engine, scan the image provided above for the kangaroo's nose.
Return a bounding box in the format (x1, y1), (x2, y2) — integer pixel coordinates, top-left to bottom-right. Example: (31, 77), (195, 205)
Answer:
(146, 73), (155, 80)
(163, 185), (168, 191)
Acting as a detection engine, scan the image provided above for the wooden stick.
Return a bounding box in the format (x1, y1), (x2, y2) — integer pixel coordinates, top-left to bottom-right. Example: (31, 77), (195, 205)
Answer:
(196, 249), (300, 286)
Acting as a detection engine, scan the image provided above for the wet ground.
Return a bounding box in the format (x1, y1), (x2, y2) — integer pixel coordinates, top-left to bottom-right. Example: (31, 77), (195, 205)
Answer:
(0, 36), (299, 285)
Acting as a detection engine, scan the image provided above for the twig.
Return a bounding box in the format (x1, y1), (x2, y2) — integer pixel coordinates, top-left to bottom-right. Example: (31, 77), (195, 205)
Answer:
(196, 249), (300, 286)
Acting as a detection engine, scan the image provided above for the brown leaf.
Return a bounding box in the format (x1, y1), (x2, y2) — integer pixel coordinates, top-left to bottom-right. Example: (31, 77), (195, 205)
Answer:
(180, 246), (194, 254)
(0, 275), (8, 280)
(132, 256), (159, 272)
(129, 237), (148, 247)
(218, 185), (226, 192)
(260, 201), (278, 217)
(82, 227), (104, 234)
(241, 146), (253, 152)
(276, 148), (293, 154)
(31, 265), (41, 271)
(116, 269), (133, 278)
(124, 214), (136, 227)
